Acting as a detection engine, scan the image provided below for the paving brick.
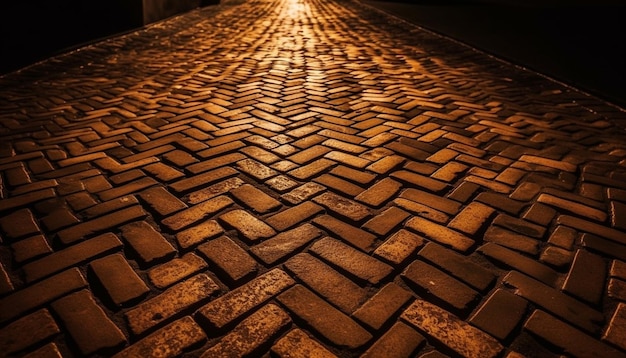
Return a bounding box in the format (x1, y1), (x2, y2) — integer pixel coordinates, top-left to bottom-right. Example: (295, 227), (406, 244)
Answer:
(0, 267), (87, 323)
(57, 205), (147, 244)
(418, 242), (495, 292)
(288, 145), (332, 164)
(81, 195), (138, 219)
(282, 182), (326, 205)
(362, 206), (411, 236)
(169, 167), (238, 194)
(0, 309), (60, 355)
(400, 188), (461, 215)
(196, 269), (294, 329)
(353, 282), (413, 330)
(354, 177), (402, 207)
(198, 235), (258, 283)
(402, 259), (479, 314)
(288, 158), (336, 180)
(405, 216), (474, 253)
(250, 223), (322, 265)
(187, 153), (245, 175)
(266, 198), (324, 231)
(361, 321), (425, 358)
(120, 221), (177, 266)
(89, 253), (150, 306)
(231, 183), (281, 214)
(524, 310), (626, 358)
(469, 289), (528, 340)
(314, 173), (365, 196)
(97, 177), (158, 201)
(22, 232), (123, 282)
(175, 219), (224, 250)
(114, 316), (206, 358)
(219, 209), (276, 242)
(582, 233), (626, 261)
(521, 202), (557, 226)
(608, 277), (626, 300)
(22, 343), (63, 358)
(310, 237), (393, 285)
(538, 193), (607, 222)
(479, 243), (558, 286)
(0, 188), (56, 213)
(484, 226), (541, 255)
(390, 170), (447, 193)
(393, 197), (449, 224)
(188, 177), (245, 205)
(562, 249), (606, 305)
(162, 195), (233, 231)
(278, 284), (372, 349)
(548, 225), (578, 250)
(0, 208), (40, 240)
(331, 165), (377, 185)
(603, 302), (626, 351)
(447, 201), (495, 236)
(236, 158), (279, 180)
(313, 192), (370, 222)
(475, 192), (526, 215)
(148, 253), (208, 289)
(138, 186), (187, 217)
(10, 234), (52, 264)
(271, 328), (338, 358)
(373, 229), (425, 265)
(125, 273), (219, 335)
(286, 253), (368, 314)
(558, 214), (626, 246)
(201, 303), (291, 358)
(401, 299), (503, 358)
(503, 270), (604, 334)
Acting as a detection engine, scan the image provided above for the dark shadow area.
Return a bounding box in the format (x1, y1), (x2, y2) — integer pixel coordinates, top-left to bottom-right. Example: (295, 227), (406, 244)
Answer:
(366, 0), (626, 108)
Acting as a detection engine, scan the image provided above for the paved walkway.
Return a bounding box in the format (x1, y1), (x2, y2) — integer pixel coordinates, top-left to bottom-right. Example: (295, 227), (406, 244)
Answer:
(1, 0), (626, 357)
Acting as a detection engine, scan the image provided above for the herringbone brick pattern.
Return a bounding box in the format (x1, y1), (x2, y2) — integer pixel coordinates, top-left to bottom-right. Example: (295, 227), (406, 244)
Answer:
(1, 0), (626, 356)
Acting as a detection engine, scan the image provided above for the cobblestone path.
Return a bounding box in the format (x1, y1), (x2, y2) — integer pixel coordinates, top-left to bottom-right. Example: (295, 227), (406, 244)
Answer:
(1, 0), (626, 357)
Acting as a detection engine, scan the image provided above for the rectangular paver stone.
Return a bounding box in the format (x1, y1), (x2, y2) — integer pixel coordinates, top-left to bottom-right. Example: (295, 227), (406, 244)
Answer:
(353, 282), (414, 330)
(0, 309), (60, 355)
(401, 299), (503, 358)
(148, 253), (208, 289)
(121, 221), (177, 266)
(405, 216), (474, 253)
(57, 205), (147, 244)
(469, 288), (528, 340)
(361, 322), (425, 358)
(219, 209), (276, 241)
(89, 253), (150, 306)
(271, 329), (337, 358)
(197, 236), (258, 283)
(162, 195), (233, 231)
(250, 223), (322, 265)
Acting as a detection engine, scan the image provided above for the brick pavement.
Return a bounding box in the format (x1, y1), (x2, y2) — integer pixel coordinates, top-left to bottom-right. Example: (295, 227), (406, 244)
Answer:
(1, 0), (626, 356)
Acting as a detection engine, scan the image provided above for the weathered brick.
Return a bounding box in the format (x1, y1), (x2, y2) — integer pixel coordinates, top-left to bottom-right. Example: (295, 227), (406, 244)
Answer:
(405, 216), (474, 253)
(81, 195), (138, 219)
(314, 173), (364, 196)
(539, 245), (574, 268)
(475, 192), (526, 215)
(265, 201), (324, 231)
(361, 322), (425, 358)
(362, 206), (410, 236)
(22, 343), (62, 358)
(562, 249), (606, 305)
(125, 274), (219, 335)
(484, 226), (540, 255)
(0, 309), (60, 355)
(558, 214), (626, 246)
(354, 177), (402, 207)
(114, 316), (206, 358)
(479, 242), (558, 286)
(538, 193), (607, 222)
(519, 155), (577, 172)
(169, 167), (238, 194)
(97, 177), (158, 201)
(353, 282), (413, 330)
(401, 299), (503, 358)
(89, 253), (150, 306)
(41, 207), (80, 231)
(197, 235), (258, 283)
(521, 202), (557, 226)
(282, 182), (326, 205)
(250, 223), (322, 265)
(219, 209), (276, 241)
(278, 285), (372, 349)
(401, 188), (461, 215)
(196, 268), (294, 329)
(175, 220), (224, 250)
(448, 201), (495, 236)
(0, 189), (56, 214)
(469, 289), (528, 340)
(138, 186), (187, 217)
(201, 303), (291, 358)
(288, 145), (332, 164)
(0, 208), (40, 240)
(148, 253), (208, 289)
(419, 242), (495, 292)
(120, 221), (177, 266)
(373, 229), (425, 265)
(187, 177), (244, 204)
(548, 225), (577, 250)
(603, 303), (626, 351)
(330, 165), (377, 185)
(52, 290), (126, 355)
(230, 183), (281, 213)
(390, 170), (447, 193)
(310, 237), (393, 284)
(402, 259), (479, 314)
(57, 205), (147, 244)
(22, 232), (123, 282)
(524, 310), (626, 358)
(0, 268), (87, 323)
(237, 158), (278, 180)
(271, 328), (337, 358)
(11, 234), (52, 263)
(313, 192), (370, 222)
(162, 195), (233, 231)
(393, 197), (449, 224)
(285, 253), (368, 314)
(266, 175), (299, 192)
(503, 271), (604, 334)
(608, 277), (626, 300)
(288, 158), (335, 180)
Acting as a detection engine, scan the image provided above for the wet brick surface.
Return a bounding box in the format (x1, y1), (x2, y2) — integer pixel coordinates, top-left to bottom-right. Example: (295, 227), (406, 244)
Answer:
(1, 0), (626, 356)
